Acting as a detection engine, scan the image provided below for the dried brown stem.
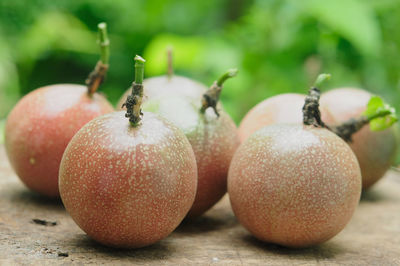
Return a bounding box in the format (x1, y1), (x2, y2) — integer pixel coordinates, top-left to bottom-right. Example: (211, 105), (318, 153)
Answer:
(302, 87), (328, 128)
(85, 61), (109, 96)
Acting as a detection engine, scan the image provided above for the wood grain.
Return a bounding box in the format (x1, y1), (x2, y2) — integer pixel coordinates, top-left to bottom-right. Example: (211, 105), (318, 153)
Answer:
(1, 145), (399, 265)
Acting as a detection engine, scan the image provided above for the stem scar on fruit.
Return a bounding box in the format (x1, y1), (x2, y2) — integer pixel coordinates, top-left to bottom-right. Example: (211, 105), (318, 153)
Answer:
(200, 68), (238, 117)
(303, 73), (398, 142)
(122, 55), (146, 126)
(85, 22), (110, 96)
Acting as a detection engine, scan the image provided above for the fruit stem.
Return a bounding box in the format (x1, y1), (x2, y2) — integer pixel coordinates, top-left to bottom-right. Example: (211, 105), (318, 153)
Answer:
(167, 46), (174, 79)
(134, 55), (145, 85)
(200, 68), (238, 116)
(329, 117), (368, 142)
(330, 108), (394, 142)
(303, 74), (396, 142)
(122, 55), (146, 127)
(366, 109), (392, 121)
(313, 73), (331, 89)
(98, 22), (110, 65)
(86, 22), (110, 96)
(217, 69), (239, 87)
(302, 73), (331, 127)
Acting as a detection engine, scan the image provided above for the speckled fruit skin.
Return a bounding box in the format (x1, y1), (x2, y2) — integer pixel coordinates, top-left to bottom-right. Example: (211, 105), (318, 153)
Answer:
(320, 88), (399, 189)
(238, 93), (334, 143)
(117, 75), (207, 110)
(59, 111), (198, 248)
(228, 124), (361, 248)
(5, 84), (114, 197)
(143, 96), (240, 218)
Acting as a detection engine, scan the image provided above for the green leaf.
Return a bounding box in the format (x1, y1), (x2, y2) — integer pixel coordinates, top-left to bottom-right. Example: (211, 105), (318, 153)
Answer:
(363, 96), (384, 117)
(363, 96), (398, 131)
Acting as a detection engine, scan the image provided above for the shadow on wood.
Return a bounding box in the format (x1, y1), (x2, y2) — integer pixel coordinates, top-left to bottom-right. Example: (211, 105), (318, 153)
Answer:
(241, 234), (346, 260)
(71, 234), (176, 261)
(360, 187), (392, 203)
(176, 212), (238, 234)
(8, 186), (64, 210)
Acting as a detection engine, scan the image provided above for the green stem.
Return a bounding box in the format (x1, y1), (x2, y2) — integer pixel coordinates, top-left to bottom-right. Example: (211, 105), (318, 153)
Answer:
(366, 109), (391, 121)
(85, 22), (110, 95)
(122, 55), (146, 127)
(200, 68), (238, 116)
(98, 22), (110, 65)
(134, 55), (145, 84)
(217, 69), (239, 87)
(313, 73), (331, 88)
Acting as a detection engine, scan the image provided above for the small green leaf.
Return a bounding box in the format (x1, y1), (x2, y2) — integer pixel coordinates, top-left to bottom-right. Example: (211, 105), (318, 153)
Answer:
(363, 96), (384, 117)
(363, 96), (398, 131)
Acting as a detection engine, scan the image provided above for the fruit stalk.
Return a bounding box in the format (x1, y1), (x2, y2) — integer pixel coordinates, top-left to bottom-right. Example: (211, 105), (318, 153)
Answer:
(167, 47), (173, 79)
(302, 73), (397, 142)
(86, 22), (110, 96)
(98, 22), (110, 65)
(302, 73), (331, 127)
(123, 55), (146, 126)
(200, 68), (238, 116)
(329, 117), (368, 142)
(330, 104), (396, 142)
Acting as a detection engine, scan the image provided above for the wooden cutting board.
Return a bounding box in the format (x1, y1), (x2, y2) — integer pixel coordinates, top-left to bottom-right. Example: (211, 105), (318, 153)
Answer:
(1, 145), (399, 265)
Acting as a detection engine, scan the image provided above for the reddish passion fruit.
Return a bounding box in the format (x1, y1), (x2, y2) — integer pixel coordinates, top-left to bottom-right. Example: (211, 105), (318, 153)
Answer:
(5, 23), (114, 197)
(59, 56), (198, 248)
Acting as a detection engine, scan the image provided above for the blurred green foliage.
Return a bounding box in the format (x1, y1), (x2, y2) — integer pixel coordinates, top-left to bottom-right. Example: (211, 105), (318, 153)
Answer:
(1, 0), (400, 128)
